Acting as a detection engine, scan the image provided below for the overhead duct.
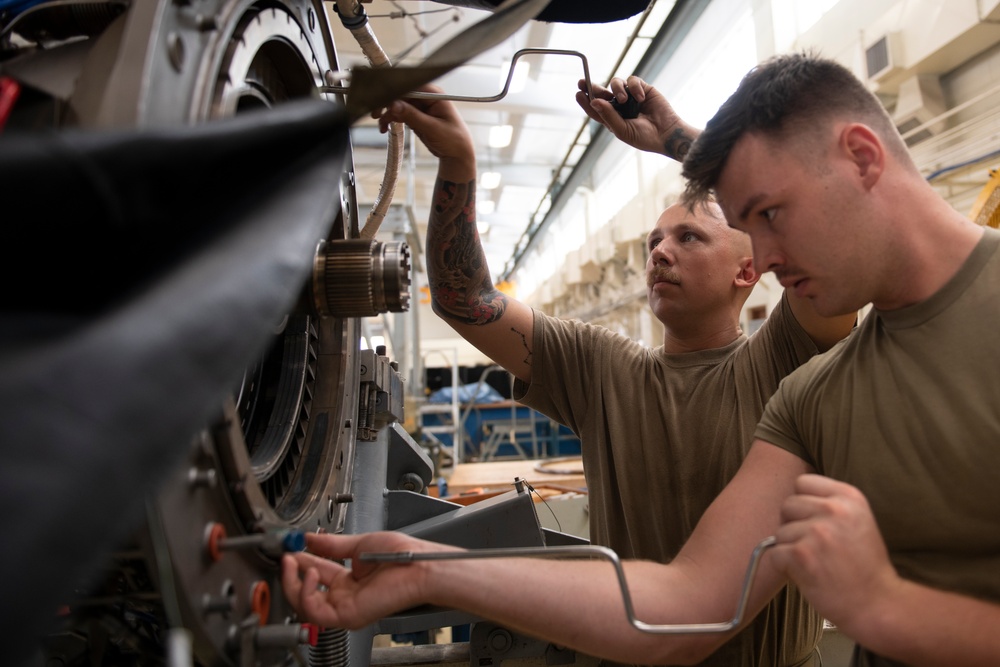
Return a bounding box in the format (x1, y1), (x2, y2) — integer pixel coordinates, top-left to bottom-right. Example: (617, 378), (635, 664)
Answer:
(893, 73), (947, 144)
(864, 31), (903, 83)
(861, 0), (1000, 92)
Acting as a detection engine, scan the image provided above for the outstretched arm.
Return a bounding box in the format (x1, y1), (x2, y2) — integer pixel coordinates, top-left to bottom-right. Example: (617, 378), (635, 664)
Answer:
(374, 92), (536, 382)
(281, 443), (804, 665)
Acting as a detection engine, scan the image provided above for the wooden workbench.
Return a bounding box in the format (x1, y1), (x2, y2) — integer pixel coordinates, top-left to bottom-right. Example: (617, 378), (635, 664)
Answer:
(446, 457), (587, 496)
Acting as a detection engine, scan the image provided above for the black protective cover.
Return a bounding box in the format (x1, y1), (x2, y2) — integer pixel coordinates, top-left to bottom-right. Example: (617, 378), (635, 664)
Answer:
(0, 99), (351, 665)
(429, 0), (653, 23)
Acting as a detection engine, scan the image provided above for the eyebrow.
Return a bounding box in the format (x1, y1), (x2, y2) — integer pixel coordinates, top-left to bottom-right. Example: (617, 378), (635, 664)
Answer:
(738, 193), (769, 223)
(650, 220), (703, 238)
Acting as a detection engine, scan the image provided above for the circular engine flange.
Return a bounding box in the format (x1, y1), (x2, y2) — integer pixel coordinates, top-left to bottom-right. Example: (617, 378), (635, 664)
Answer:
(11, 2), (368, 665)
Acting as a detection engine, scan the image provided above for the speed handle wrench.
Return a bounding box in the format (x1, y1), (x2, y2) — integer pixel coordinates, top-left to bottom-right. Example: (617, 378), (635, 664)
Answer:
(322, 48), (596, 104)
(360, 535), (777, 635)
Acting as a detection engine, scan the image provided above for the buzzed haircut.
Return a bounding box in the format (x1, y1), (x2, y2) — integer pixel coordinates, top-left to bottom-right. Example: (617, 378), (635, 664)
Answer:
(681, 51), (913, 203)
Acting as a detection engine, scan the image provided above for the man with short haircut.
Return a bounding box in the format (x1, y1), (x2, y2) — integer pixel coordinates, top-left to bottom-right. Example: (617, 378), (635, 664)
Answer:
(282, 52), (1000, 667)
(370, 79), (852, 666)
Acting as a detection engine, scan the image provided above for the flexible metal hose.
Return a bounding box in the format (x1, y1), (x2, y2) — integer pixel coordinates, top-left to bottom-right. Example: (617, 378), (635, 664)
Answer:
(336, 1), (403, 240)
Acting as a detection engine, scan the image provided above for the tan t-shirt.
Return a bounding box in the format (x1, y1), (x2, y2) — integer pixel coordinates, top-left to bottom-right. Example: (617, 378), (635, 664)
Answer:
(757, 228), (1000, 667)
(516, 294), (822, 667)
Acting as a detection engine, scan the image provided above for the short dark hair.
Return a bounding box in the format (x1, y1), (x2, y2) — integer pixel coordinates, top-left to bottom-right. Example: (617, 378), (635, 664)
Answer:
(681, 51), (910, 203)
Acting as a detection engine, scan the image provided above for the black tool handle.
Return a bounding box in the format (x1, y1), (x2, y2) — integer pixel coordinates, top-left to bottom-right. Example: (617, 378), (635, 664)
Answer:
(611, 89), (641, 119)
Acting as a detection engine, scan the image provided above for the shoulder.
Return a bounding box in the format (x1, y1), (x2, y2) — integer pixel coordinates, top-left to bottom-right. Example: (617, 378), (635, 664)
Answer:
(738, 293), (817, 367)
(774, 329), (855, 399)
(535, 309), (641, 347)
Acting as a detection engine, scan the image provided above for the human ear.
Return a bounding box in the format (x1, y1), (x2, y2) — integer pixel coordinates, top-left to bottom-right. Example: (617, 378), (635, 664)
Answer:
(734, 255), (760, 288)
(841, 123), (884, 190)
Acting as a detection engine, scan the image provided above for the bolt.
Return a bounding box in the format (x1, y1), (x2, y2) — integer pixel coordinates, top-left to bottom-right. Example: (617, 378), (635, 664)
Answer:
(398, 473), (424, 492)
(188, 468), (217, 489)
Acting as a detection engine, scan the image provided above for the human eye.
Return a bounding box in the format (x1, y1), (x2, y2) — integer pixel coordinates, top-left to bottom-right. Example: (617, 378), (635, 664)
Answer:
(762, 207), (777, 223)
(680, 231), (698, 243)
(647, 236), (661, 252)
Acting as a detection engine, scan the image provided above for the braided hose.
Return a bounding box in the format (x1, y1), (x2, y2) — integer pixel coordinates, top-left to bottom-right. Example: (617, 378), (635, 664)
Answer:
(337, 2), (403, 240)
(309, 628), (350, 666)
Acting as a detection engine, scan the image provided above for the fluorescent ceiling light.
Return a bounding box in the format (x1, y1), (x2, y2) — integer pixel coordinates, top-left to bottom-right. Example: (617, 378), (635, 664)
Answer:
(477, 199), (496, 215)
(488, 124), (513, 148)
(480, 171), (502, 190)
(477, 220), (492, 235)
(498, 185), (548, 214)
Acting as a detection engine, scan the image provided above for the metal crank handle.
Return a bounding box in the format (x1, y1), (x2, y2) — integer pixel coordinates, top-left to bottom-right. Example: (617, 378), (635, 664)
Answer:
(322, 48), (595, 104)
(359, 536), (777, 635)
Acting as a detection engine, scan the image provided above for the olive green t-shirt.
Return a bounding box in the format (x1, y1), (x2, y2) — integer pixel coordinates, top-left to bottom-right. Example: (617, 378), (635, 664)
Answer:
(757, 227), (1000, 667)
(516, 294), (823, 667)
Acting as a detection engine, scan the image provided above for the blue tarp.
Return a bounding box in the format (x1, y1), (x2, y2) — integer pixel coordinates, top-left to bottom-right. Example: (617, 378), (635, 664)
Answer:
(428, 382), (504, 404)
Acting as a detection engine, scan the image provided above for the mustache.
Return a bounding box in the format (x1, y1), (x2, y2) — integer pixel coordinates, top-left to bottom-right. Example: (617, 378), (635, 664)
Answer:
(773, 268), (802, 284)
(647, 268), (680, 288)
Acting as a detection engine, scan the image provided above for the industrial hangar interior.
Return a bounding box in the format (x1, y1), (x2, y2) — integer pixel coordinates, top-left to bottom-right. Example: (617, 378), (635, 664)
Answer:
(2, 0), (999, 666)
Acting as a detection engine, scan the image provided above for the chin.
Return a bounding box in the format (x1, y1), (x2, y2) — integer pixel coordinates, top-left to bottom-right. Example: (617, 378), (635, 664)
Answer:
(814, 296), (861, 318)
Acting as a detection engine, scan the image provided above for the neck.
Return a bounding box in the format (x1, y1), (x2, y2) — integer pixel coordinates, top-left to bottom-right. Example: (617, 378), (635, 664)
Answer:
(872, 194), (984, 310)
(661, 323), (742, 354)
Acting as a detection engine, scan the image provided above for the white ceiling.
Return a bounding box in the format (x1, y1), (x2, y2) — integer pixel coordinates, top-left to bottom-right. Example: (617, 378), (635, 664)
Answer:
(325, 1), (675, 280)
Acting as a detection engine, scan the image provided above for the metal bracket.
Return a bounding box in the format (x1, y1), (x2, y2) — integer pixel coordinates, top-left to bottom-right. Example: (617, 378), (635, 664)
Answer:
(359, 536), (777, 635)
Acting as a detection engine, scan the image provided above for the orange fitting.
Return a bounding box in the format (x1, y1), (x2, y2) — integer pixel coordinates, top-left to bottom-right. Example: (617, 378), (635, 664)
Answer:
(204, 522), (227, 563)
(250, 581), (271, 625)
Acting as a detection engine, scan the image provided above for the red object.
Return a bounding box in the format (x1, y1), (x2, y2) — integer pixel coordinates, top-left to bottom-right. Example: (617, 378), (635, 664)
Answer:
(204, 522), (226, 562)
(0, 77), (21, 131)
(303, 623), (320, 646)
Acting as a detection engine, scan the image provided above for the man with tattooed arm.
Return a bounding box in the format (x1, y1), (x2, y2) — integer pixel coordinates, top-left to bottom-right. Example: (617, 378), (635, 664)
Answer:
(357, 77), (855, 666)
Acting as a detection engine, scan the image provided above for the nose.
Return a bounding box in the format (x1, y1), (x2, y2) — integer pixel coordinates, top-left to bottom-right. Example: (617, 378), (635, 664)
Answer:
(649, 238), (675, 266)
(750, 232), (783, 275)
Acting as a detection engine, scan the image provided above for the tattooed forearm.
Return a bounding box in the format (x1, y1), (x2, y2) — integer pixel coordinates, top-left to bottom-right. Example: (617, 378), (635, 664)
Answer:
(427, 177), (509, 326)
(664, 127), (695, 162)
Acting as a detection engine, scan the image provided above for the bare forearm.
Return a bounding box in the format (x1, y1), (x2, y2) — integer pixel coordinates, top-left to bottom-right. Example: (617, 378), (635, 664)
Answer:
(842, 578), (1000, 666)
(423, 450), (799, 666)
(662, 121), (701, 162)
(425, 556), (731, 665)
(427, 176), (508, 326)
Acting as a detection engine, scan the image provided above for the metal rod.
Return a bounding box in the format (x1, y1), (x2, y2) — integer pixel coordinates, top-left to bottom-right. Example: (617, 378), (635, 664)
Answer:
(322, 48), (594, 103)
(359, 536), (777, 635)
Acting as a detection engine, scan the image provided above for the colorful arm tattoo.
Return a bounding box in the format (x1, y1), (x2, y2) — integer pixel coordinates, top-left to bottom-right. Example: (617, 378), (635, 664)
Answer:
(427, 178), (508, 326)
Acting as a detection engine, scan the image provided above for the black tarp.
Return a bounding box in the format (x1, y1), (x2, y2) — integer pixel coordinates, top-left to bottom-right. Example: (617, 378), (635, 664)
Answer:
(0, 99), (351, 665)
(428, 0), (653, 23)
